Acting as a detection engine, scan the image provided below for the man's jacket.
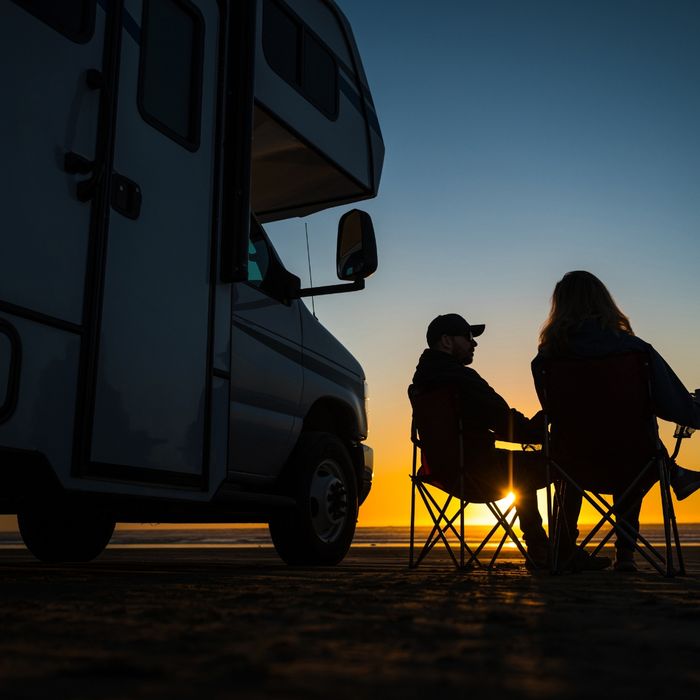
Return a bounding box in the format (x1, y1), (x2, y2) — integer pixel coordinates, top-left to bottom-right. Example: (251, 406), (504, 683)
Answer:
(408, 349), (541, 461)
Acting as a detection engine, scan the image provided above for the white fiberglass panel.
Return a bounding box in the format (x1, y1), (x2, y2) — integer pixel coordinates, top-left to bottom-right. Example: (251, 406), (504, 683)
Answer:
(0, 314), (79, 480)
(0, 4), (105, 323)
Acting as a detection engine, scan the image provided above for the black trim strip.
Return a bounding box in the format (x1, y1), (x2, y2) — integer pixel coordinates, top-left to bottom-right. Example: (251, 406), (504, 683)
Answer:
(213, 367), (230, 380)
(13, 0), (97, 44)
(232, 317), (362, 394)
(303, 351), (363, 395)
(338, 72), (380, 134)
(98, 0), (141, 44)
(220, 0), (256, 282)
(88, 460), (203, 488)
(200, 0), (233, 493)
(73, 0), (124, 479)
(122, 5), (141, 43)
(0, 301), (83, 335)
(233, 318), (303, 365)
(0, 319), (22, 424)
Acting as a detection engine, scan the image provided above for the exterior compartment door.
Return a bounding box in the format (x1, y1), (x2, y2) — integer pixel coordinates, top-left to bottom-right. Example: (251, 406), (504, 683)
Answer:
(1, 1), (105, 325)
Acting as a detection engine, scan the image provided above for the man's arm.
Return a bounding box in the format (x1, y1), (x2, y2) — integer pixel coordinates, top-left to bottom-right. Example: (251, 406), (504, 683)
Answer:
(458, 369), (539, 442)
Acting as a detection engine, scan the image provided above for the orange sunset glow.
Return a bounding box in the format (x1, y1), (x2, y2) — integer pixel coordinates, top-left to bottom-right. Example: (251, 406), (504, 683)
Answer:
(356, 383), (700, 528)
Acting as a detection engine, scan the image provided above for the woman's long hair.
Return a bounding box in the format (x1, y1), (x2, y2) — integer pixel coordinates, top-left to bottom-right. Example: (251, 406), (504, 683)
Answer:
(539, 271), (634, 353)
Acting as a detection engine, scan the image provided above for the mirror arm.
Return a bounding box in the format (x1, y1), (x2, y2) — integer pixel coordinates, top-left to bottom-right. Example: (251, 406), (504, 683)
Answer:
(298, 280), (365, 298)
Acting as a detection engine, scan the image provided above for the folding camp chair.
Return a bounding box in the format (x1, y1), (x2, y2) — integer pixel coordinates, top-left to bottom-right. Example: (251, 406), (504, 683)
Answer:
(536, 351), (685, 577)
(408, 386), (537, 570)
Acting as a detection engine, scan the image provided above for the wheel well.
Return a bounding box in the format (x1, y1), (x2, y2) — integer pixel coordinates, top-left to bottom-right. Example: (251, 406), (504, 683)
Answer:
(302, 398), (359, 442)
(0, 448), (62, 511)
(299, 399), (363, 485)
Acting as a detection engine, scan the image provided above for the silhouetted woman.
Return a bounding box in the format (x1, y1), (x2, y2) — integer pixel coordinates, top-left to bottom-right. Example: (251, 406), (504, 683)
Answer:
(532, 270), (700, 571)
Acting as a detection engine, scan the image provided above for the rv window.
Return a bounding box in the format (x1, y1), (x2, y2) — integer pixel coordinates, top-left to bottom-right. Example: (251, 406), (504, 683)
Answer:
(303, 33), (337, 117)
(262, 0), (300, 87)
(12, 0), (95, 43)
(262, 0), (338, 120)
(138, 0), (204, 151)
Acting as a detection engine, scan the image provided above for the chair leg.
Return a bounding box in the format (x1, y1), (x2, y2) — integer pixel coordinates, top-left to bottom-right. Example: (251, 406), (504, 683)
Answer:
(670, 504), (686, 576)
(658, 460), (676, 577)
(551, 479), (575, 573)
(419, 488), (461, 568)
(488, 512), (518, 570)
(657, 458), (684, 576)
(411, 479), (543, 572)
(665, 461), (686, 575)
(420, 486), (481, 565)
(485, 499), (537, 568)
(409, 476), (417, 569)
(413, 484), (482, 570)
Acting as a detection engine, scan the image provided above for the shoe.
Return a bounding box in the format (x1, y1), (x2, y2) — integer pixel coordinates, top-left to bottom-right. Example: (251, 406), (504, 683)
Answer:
(559, 548), (611, 573)
(671, 465), (700, 501)
(525, 540), (549, 571)
(613, 550), (638, 573)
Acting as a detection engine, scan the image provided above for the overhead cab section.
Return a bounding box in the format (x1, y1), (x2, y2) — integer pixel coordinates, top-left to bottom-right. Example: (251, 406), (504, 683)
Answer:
(252, 0), (384, 222)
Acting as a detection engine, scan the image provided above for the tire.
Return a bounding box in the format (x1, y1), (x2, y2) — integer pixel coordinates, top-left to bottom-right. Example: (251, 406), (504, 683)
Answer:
(269, 432), (358, 565)
(18, 498), (116, 563)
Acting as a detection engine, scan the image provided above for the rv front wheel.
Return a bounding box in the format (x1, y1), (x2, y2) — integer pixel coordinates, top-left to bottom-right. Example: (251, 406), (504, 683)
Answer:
(18, 499), (116, 563)
(269, 432), (358, 565)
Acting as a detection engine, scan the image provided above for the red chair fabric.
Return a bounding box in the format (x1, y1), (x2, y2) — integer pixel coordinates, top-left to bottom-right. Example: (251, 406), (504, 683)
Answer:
(537, 351), (658, 493)
(410, 386), (506, 503)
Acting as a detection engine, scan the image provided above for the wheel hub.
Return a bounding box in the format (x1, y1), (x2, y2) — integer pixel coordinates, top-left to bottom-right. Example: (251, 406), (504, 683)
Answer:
(309, 459), (349, 543)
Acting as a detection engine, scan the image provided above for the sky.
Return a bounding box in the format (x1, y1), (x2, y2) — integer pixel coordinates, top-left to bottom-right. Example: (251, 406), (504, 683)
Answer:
(265, 0), (700, 525)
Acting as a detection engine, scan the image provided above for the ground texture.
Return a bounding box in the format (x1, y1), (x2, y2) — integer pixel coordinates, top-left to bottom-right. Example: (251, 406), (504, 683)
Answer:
(1, 546), (699, 699)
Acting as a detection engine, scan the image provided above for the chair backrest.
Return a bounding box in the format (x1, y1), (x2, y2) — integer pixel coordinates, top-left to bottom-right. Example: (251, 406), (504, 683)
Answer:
(410, 385), (504, 501)
(410, 385), (462, 489)
(536, 351), (658, 492)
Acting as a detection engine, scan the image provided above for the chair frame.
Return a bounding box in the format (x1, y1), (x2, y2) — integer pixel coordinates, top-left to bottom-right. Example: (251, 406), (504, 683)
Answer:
(408, 394), (538, 571)
(538, 354), (686, 577)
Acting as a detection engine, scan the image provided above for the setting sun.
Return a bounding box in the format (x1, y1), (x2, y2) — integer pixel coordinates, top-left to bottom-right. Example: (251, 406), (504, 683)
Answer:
(502, 491), (516, 508)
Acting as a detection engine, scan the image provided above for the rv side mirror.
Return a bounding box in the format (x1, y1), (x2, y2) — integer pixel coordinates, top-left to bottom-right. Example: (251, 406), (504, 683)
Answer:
(337, 209), (378, 281)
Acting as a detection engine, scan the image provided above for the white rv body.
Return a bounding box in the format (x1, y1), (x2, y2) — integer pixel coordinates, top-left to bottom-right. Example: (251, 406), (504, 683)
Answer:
(0, 0), (383, 563)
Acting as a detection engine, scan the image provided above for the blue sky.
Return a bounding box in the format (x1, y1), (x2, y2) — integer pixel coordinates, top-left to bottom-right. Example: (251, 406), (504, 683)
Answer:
(268, 0), (700, 523)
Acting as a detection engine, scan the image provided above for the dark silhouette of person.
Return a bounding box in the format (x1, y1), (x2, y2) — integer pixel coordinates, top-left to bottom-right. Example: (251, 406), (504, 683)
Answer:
(533, 270), (700, 572)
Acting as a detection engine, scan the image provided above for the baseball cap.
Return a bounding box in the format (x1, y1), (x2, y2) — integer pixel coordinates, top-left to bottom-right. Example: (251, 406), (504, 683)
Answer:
(426, 313), (485, 347)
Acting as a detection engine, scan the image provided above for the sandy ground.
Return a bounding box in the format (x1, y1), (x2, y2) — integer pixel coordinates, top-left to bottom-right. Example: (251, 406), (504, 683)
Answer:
(1, 545), (700, 699)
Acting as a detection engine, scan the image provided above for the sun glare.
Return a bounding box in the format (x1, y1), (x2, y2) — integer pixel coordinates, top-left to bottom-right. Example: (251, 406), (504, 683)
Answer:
(502, 491), (516, 508)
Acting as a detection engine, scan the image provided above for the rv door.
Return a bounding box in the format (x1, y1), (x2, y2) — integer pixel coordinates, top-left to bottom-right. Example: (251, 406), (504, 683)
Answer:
(89, 0), (222, 486)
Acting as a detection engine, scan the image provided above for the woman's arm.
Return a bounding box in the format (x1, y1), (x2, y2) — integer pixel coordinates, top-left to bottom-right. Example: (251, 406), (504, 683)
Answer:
(648, 345), (700, 428)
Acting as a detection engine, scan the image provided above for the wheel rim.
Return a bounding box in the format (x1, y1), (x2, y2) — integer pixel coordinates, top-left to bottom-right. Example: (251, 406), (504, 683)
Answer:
(309, 458), (348, 543)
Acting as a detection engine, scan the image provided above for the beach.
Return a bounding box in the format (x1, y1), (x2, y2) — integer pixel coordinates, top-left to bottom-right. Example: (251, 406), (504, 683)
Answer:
(1, 531), (700, 699)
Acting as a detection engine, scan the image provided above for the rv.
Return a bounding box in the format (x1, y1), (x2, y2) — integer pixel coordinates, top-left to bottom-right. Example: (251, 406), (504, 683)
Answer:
(0, 0), (384, 564)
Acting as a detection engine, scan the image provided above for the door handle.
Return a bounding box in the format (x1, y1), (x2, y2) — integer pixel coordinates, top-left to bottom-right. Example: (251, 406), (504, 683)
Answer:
(63, 68), (105, 202)
(64, 151), (102, 202)
(64, 152), (95, 175)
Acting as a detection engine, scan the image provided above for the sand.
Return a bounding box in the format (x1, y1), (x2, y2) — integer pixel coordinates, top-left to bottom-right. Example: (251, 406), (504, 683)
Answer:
(1, 545), (700, 699)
